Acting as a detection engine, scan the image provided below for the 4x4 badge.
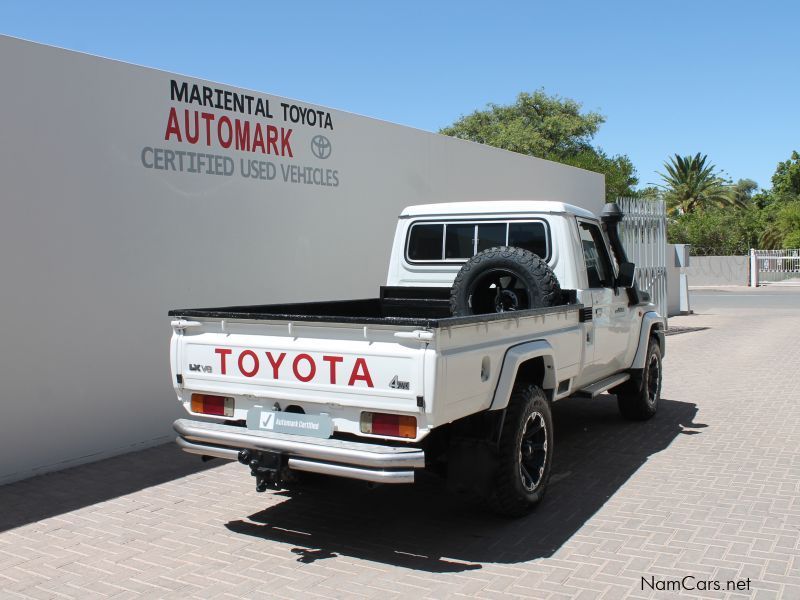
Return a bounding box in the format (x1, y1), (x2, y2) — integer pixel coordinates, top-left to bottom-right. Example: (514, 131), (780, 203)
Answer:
(389, 375), (410, 390)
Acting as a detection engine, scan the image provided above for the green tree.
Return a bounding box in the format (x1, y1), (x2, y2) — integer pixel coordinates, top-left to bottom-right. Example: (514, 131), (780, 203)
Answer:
(784, 228), (800, 248)
(752, 151), (800, 248)
(760, 201), (800, 249)
(657, 153), (735, 215)
(562, 150), (639, 201)
(769, 150), (800, 203)
(635, 185), (662, 200)
(731, 178), (759, 206)
(668, 205), (764, 254)
(665, 151), (800, 251)
(439, 90), (638, 201)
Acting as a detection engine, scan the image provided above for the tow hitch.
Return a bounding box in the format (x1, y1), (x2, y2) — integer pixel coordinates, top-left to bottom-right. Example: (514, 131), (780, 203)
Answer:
(238, 449), (285, 492)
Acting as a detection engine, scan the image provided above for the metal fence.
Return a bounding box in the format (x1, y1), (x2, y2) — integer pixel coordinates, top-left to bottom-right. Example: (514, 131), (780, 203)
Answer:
(750, 249), (800, 285)
(617, 198), (668, 318)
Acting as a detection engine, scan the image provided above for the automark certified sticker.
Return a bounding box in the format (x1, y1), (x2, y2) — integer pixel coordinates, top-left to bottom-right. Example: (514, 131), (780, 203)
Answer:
(246, 408), (333, 438)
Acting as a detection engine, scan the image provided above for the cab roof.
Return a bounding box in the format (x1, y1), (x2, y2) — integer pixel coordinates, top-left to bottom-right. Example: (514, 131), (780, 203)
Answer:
(400, 200), (597, 220)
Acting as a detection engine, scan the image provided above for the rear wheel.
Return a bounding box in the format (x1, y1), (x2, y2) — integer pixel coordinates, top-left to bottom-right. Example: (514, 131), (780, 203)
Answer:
(488, 384), (553, 517)
(617, 336), (662, 420)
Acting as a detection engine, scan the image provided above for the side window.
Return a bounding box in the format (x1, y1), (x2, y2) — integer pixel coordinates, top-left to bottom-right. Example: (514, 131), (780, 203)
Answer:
(444, 224), (474, 259)
(408, 223), (443, 261)
(477, 223), (506, 252)
(579, 221), (614, 288)
(509, 222), (548, 258)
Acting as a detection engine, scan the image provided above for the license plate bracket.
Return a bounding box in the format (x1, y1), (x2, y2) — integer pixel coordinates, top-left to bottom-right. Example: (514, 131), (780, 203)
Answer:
(246, 408), (333, 439)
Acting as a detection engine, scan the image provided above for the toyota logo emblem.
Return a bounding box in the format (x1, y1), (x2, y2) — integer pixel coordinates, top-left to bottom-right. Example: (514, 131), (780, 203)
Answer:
(311, 135), (332, 159)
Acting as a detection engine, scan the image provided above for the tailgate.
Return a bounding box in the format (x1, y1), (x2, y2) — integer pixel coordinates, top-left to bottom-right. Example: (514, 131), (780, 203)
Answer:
(172, 319), (428, 413)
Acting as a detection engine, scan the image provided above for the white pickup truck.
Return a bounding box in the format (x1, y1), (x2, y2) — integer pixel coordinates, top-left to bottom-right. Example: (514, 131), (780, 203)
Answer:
(170, 201), (665, 516)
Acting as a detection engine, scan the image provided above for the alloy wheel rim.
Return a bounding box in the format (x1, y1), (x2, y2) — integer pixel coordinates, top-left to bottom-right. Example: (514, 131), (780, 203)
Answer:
(467, 269), (531, 314)
(647, 353), (660, 406)
(519, 411), (547, 492)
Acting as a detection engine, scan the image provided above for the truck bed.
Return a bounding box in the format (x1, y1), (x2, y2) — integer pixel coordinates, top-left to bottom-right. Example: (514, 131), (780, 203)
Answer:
(169, 285), (587, 464)
(169, 286), (580, 328)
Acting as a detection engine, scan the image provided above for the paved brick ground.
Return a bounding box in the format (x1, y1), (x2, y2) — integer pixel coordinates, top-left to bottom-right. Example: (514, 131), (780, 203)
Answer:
(1, 298), (799, 599)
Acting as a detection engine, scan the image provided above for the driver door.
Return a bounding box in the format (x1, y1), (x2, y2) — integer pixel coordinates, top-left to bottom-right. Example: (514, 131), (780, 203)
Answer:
(577, 219), (632, 380)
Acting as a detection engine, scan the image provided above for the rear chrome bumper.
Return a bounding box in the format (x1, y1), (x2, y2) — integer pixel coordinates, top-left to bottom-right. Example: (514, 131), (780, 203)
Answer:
(173, 418), (425, 484)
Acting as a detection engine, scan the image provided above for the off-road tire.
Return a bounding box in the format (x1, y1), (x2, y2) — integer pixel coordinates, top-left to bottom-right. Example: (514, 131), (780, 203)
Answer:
(617, 336), (662, 420)
(450, 246), (562, 316)
(488, 384), (554, 517)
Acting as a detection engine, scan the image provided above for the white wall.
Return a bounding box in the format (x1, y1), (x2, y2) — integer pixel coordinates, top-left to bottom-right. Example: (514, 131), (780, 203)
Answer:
(0, 36), (604, 484)
(684, 256), (749, 287)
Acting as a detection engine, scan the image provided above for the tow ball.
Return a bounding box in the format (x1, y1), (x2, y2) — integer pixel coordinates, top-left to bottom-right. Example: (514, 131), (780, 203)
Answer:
(238, 449), (284, 492)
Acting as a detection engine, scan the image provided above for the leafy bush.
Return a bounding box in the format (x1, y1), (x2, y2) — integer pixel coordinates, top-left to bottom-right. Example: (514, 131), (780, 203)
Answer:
(668, 207), (765, 255)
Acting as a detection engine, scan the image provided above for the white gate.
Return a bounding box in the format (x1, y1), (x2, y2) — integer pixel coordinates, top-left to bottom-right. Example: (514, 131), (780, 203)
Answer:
(749, 249), (800, 286)
(617, 198), (668, 319)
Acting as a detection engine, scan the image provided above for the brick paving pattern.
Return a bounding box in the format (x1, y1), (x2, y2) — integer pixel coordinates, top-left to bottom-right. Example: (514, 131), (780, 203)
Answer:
(1, 300), (798, 599)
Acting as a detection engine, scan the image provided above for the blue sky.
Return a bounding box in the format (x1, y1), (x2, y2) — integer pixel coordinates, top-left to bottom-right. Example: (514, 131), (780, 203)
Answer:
(3, 1), (797, 190)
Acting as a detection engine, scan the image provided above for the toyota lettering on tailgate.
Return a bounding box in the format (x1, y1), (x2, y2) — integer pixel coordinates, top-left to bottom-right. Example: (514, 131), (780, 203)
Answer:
(213, 348), (374, 387)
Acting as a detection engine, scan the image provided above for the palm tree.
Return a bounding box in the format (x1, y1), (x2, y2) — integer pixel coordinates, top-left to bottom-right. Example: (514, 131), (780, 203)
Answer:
(657, 153), (735, 215)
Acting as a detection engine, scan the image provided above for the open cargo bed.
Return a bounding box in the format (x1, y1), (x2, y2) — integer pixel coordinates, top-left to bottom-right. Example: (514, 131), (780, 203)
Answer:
(168, 286), (580, 327)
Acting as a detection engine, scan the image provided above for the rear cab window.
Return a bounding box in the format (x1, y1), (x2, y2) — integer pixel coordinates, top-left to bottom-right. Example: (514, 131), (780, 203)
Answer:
(406, 224), (443, 261)
(406, 220), (550, 264)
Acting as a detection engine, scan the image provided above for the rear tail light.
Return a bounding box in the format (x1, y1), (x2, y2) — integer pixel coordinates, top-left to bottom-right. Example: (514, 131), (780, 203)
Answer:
(360, 412), (417, 439)
(191, 394), (234, 417)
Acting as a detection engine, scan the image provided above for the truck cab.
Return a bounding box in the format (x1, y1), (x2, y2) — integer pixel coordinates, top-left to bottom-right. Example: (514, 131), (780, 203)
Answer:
(387, 201), (643, 386)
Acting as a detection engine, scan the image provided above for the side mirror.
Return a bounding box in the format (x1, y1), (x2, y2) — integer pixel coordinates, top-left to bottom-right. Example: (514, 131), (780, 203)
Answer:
(616, 262), (636, 288)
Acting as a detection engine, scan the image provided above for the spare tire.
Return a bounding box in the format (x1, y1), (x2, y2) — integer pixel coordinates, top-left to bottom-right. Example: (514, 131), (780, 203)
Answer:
(450, 246), (562, 316)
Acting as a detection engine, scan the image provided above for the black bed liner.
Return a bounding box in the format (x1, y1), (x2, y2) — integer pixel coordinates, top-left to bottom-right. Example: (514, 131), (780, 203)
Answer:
(169, 286), (581, 329)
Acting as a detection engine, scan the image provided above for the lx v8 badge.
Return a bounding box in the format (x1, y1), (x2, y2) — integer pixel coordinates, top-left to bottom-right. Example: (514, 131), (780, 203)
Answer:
(189, 364), (213, 373)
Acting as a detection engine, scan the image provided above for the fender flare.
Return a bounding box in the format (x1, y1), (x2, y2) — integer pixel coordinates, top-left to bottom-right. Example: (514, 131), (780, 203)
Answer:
(489, 340), (557, 411)
(631, 311), (666, 369)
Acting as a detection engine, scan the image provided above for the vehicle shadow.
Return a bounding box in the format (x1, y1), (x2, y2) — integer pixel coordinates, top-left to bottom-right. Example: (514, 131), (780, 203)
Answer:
(225, 396), (703, 572)
(0, 442), (220, 533)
